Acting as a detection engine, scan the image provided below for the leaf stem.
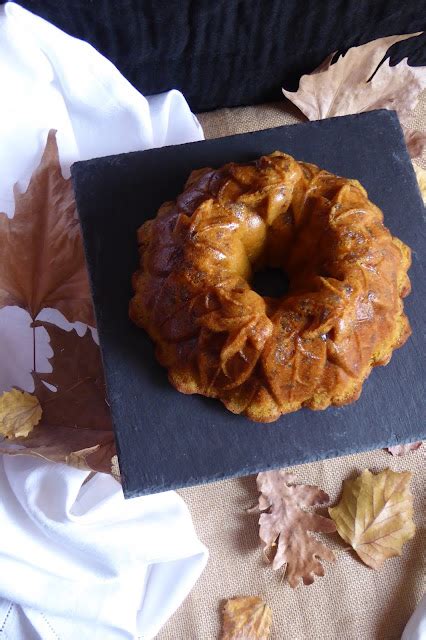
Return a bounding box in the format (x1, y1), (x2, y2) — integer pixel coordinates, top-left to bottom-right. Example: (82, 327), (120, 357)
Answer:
(33, 325), (36, 372)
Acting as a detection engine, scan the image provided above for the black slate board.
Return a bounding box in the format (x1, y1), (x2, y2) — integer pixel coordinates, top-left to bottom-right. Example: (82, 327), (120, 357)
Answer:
(72, 111), (426, 498)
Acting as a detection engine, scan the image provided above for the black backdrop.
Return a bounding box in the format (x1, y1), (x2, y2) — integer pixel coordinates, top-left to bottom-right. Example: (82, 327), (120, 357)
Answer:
(4, 0), (426, 111)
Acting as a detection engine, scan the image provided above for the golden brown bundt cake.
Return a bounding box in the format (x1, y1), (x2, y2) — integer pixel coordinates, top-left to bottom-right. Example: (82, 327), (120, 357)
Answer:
(129, 152), (412, 422)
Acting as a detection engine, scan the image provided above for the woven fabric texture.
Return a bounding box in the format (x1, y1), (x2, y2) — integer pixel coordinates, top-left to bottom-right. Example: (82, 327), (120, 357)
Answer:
(157, 96), (426, 640)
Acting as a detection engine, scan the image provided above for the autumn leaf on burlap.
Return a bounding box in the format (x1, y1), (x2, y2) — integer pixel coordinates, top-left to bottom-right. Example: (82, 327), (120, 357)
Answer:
(0, 321), (115, 475)
(329, 469), (415, 569)
(412, 163), (426, 204)
(220, 596), (272, 640)
(282, 32), (426, 158)
(0, 389), (42, 438)
(0, 129), (95, 325)
(254, 471), (336, 588)
(387, 441), (422, 456)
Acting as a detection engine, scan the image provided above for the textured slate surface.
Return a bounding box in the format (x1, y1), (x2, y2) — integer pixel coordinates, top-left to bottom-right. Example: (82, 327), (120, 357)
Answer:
(72, 110), (426, 498)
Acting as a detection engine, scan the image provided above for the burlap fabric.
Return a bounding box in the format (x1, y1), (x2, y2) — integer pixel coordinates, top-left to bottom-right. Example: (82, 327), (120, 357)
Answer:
(157, 96), (426, 640)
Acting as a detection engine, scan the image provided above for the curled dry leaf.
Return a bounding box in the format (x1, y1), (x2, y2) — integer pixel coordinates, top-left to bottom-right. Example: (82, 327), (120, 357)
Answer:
(0, 129), (95, 325)
(0, 321), (115, 475)
(405, 130), (426, 160)
(386, 442), (422, 456)
(0, 389), (42, 438)
(329, 469), (415, 570)
(255, 470), (336, 588)
(220, 596), (272, 640)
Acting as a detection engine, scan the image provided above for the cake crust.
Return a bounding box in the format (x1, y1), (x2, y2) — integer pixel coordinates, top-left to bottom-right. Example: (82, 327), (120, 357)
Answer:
(129, 152), (412, 422)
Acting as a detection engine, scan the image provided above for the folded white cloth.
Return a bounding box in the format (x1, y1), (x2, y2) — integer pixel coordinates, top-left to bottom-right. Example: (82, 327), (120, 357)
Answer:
(402, 595), (426, 640)
(0, 3), (207, 639)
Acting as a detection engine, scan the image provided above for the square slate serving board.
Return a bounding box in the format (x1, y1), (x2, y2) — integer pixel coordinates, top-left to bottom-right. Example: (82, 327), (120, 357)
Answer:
(72, 110), (426, 498)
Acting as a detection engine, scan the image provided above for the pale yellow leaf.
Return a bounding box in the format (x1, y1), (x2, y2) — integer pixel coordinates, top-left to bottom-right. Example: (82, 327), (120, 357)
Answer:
(0, 389), (42, 438)
(413, 163), (426, 204)
(329, 469), (415, 569)
(221, 596), (272, 640)
(283, 32), (425, 121)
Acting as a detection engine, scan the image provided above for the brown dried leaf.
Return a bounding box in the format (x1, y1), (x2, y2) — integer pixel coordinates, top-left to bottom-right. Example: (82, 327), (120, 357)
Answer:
(329, 469), (415, 569)
(0, 389), (42, 438)
(283, 33), (426, 122)
(221, 596), (272, 640)
(386, 442), (422, 456)
(405, 130), (426, 159)
(256, 471), (336, 588)
(0, 321), (115, 474)
(0, 130), (95, 325)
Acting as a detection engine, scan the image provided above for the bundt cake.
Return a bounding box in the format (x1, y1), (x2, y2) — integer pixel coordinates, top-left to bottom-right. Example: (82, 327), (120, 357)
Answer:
(129, 151), (412, 422)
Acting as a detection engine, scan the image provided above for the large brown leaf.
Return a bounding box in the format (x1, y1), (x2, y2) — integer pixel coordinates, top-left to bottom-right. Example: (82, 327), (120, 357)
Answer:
(0, 321), (116, 476)
(329, 469), (415, 569)
(255, 470), (336, 588)
(283, 33), (426, 158)
(0, 130), (95, 325)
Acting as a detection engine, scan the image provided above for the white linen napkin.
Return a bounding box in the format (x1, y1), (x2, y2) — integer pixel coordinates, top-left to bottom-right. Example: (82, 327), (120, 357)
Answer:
(0, 2), (207, 639)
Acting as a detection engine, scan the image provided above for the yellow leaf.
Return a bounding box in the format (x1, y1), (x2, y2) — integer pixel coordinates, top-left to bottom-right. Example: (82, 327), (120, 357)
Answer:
(220, 596), (272, 640)
(329, 469), (415, 569)
(413, 163), (426, 205)
(0, 389), (42, 438)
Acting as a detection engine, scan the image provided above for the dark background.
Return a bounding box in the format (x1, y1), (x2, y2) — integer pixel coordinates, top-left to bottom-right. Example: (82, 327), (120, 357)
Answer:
(3, 0), (426, 111)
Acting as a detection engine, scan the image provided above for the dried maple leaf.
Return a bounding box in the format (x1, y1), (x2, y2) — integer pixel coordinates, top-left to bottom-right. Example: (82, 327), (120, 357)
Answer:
(0, 389), (42, 438)
(0, 321), (115, 475)
(221, 596), (272, 640)
(255, 470), (336, 588)
(0, 130), (95, 326)
(283, 33), (425, 120)
(329, 469), (415, 569)
(386, 442), (422, 456)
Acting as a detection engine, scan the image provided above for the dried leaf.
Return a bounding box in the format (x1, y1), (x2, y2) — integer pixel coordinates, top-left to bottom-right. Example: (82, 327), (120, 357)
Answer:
(283, 33), (426, 123)
(0, 389), (42, 438)
(329, 469), (415, 569)
(405, 130), (426, 159)
(221, 597), (272, 640)
(0, 130), (95, 325)
(1, 321), (115, 474)
(386, 442), (422, 456)
(413, 163), (426, 204)
(255, 471), (336, 587)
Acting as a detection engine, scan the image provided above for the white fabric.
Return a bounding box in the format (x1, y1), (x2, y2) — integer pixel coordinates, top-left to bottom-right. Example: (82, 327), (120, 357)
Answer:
(0, 2), (207, 639)
(402, 595), (426, 640)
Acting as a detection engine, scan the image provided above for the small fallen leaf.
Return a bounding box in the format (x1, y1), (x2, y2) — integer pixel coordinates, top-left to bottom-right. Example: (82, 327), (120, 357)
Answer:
(283, 33), (425, 121)
(0, 130), (95, 325)
(0, 389), (42, 438)
(220, 596), (272, 640)
(329, 469), (415, 569)
(413, 163), (426, 204)
(405, 130), (426, 160)
(0, 321), (115, 474)
(387, 442), (422, 456)
(255, 471), (336, 587)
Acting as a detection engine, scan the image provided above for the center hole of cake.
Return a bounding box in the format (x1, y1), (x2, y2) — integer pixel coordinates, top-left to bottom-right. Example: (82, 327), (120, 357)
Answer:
(251, 267), (289, 299)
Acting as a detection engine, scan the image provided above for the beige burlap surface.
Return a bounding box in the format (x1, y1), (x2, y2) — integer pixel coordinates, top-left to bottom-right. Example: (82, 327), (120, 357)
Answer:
(157, 95), (426, 640)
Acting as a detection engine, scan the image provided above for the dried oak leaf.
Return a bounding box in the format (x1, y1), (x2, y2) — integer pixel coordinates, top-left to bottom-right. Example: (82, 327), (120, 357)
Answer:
(221, 596), (272, 640)
(0, 389), (42, 438)
(329, 469), (415, 569)
(386, 442), (422, 456)
(283, 32), (425, 120)
(0, 321), (115, 475)
(255, 470), (336, 588)
(0, 129), (95, 325)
